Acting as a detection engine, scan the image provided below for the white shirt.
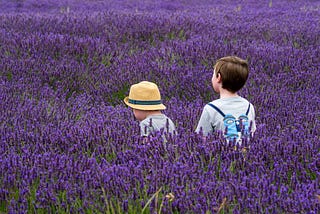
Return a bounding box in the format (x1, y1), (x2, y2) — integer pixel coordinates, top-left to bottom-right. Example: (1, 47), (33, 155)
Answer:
(196, 96), (256, 136)
(140, 114), (176, 137)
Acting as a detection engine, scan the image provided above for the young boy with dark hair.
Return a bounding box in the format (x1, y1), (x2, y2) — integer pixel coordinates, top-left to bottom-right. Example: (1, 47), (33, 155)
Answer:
(196, 56), (256, 142)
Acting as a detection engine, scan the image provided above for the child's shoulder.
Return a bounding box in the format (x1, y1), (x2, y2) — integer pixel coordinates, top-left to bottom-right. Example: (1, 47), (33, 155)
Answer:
(207, 96), (254, 111)
(210, 96), (247, 105)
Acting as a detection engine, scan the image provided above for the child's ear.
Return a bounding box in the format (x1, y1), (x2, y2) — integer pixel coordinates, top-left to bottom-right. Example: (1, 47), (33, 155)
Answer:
(216, 72), (222, 82)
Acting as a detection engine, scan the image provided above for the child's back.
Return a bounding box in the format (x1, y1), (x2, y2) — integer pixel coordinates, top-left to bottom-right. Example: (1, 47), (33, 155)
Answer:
(196, 96), (256, 141)
(140, 114), (176, 136)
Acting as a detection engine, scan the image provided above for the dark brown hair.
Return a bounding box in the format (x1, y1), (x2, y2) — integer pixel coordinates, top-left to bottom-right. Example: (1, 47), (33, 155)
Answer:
(214, 56), (249, 93)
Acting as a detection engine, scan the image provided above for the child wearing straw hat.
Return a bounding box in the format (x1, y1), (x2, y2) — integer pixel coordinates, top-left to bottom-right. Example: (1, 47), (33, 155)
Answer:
(124, 81), (176, 137)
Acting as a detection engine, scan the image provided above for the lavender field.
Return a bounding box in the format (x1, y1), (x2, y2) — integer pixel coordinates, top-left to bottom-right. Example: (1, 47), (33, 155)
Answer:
(1, 0), (319, 213)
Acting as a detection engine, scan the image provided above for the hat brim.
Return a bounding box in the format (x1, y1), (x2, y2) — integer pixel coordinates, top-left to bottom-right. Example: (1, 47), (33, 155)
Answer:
(124, 97), (166, 110)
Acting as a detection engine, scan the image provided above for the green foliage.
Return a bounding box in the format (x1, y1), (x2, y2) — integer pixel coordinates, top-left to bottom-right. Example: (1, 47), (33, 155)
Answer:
(6, 71), (13, 81)
(111, 85), (130, 102)
(27, 179), (40, 213)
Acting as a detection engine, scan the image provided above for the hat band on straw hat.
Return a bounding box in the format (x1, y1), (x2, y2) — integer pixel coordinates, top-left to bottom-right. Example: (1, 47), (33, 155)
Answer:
(128, 99), (162, 105)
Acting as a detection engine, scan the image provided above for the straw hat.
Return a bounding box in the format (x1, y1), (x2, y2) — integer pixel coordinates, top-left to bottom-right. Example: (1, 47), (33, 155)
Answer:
(124, 81), (166, 110)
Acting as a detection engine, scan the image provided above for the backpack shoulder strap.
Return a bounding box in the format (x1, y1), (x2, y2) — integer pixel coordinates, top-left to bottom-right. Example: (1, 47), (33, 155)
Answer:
(245, 103), (251, 116)
(207, 103), (225, 117)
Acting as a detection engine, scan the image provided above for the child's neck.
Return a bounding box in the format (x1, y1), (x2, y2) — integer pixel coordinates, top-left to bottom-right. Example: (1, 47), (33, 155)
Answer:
(219, 88), (238, 99)
(145, 110), (162, 117)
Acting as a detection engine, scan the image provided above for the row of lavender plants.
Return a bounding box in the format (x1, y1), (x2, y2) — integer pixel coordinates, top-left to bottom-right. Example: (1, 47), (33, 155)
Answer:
(1, 0), (319, 213)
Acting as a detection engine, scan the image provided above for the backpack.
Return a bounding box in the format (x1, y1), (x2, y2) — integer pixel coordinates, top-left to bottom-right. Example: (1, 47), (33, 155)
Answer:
(207, 103), (251, 144)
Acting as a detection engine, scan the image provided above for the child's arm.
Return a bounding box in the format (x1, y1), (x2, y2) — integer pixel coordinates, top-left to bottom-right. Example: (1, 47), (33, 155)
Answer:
(250, 106), (257, 137)
(195, 106), (214, 136)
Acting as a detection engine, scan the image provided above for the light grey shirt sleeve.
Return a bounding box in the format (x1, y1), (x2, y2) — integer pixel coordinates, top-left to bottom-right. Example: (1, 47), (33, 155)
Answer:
(195, 105), (220, 136)
(249, 104), (256, 134)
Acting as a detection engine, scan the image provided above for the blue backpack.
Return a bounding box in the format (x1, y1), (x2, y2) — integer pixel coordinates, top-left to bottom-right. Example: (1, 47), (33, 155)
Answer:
(207, 103), (251, 143)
